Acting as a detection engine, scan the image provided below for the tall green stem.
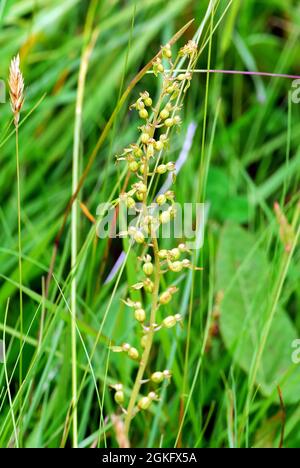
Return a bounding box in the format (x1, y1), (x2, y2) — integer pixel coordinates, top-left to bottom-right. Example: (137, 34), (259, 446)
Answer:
(124, 236), (161, 438)
(70, 25), (99, 448)
(15, 125), (23, 446)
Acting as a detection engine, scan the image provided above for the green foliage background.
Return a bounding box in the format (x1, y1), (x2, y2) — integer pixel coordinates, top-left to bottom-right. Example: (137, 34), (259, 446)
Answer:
(0, 0), (299, 448)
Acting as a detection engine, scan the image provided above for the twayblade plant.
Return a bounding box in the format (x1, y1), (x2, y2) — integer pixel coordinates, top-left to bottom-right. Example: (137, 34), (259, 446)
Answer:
(110, 40), (200, 440)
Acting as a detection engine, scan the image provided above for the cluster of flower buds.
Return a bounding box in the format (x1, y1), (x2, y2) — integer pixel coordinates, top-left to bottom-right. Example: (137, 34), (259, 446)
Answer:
(112, 39), (198, 420)
(114, 40), (187, 221)
(130, 90), (153, 117)
(160, 244), (193, 273)
(179, 40), (198, 59)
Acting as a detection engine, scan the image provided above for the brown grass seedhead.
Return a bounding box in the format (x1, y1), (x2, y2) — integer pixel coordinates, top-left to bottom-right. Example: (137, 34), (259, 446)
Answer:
(9, 54), (24, 127)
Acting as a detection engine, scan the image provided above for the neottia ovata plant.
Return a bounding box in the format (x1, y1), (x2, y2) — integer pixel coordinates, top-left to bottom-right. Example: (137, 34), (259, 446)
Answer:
(110, 39), (199, 438)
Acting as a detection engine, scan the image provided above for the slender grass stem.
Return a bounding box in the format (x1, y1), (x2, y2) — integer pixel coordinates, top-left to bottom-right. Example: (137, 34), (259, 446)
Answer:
(71, 25), (99, 448)
(241, 216), (300, 445)
(15, 125), (23, 446)
(3, 299), (19, 448)
(71, 87), (81, 448)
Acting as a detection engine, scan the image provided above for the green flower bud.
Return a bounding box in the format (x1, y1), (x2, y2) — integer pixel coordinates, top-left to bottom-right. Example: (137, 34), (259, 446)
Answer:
(129, 161), (139, 172)
(154, 140), (163, 151)
(162, 44), (172, 59)
(170, 248), (180, 260)
(134, 231), (145, 244)
(156, 194), (166, 206)
(163, 315), (177, 328)
(158, 249), (168, 259)
(165, 118), (174, 127)
(178, 73), (188, 81)
(114, 390), (124, 405)
(167, 86), (174, 94)
(128, 347), (139, 360)
(165, 190), (175, 200)
(143, 278), (154, 293)
(144, 97), (152, 107)
(160, 134), (168, 142)
(159, 291), (172, 305)
(151, 371), (164, 383)
(139, 108), (149, 119)
(135, 308), (146, 322)
(137, 182), (147, 193)
(139, 163), (145, 174)
(156, 164), (167, 174)
(160, 108), (169, 120)
(166, 162), (175, 171)
(141, 132), (150, 144)
(182, 259), (191, 268)
(138, 396), (151, 410)
(143, 262), (154, 276)
(136, 100), (145, 110)
(153, 58), (164, 75)
(136, 191), (144, 201)
(169, 261), (183, 272)
(134, 146), (143, 158)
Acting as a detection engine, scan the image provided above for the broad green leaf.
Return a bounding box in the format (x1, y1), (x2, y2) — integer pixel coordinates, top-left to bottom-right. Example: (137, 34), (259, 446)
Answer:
(206, 167), (252, 223)
(217, 223), (300, 404)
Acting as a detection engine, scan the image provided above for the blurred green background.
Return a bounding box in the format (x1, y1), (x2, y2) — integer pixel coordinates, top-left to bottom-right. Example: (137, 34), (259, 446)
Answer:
(0, 0), (299, 448)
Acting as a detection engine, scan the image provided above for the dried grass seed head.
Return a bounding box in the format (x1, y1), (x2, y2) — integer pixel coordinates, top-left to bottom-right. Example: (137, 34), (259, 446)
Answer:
(9, 54), (24, 126)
